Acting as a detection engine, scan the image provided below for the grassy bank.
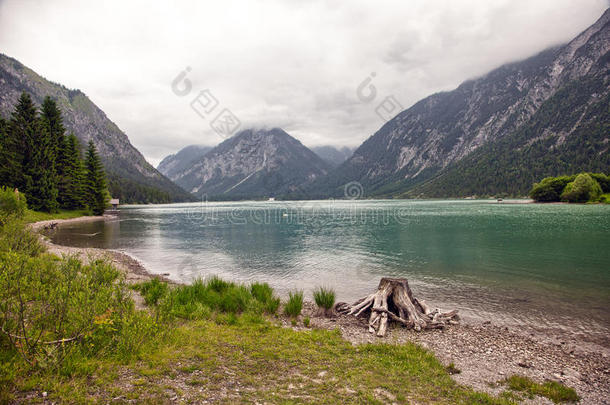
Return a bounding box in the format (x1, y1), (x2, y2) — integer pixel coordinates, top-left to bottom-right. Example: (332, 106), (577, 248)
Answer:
(23, 208), (91, 224)
(0, 207), (579, 403)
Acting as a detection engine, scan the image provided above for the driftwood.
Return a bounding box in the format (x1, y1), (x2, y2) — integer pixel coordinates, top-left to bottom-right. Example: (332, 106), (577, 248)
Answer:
(335, 278), (459, 337)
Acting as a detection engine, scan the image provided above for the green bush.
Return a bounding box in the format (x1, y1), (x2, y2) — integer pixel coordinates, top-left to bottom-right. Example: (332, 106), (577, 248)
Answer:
(529, 176), (575, 202)
(589, 173), (610, 193)
(313, 287), (335, 310)
(0, 218), (44, 256)
(560, 173), (602, 203)
(284, 290), (304, 317)
(0, 186), (27, 223)
(0, 252), (152, 367)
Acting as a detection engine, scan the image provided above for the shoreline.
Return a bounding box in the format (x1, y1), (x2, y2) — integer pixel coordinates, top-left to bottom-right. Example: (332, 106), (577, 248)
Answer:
(31, 215), (610, 403)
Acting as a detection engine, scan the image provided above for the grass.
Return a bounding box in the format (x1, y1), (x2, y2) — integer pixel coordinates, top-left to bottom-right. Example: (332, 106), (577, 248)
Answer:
(313, 286), (336, 310)
(23, 208), (90, 223)
(3, 317), (515, 404)
(133, 276), (281, 320)
(502, 375), (579, 403)
(284, 290), (304, 317)
(131, 278), (169, 306)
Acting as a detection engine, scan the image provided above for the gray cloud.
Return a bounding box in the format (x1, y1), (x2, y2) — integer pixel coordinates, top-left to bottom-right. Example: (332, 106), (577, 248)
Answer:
(0, 0), (607, 166)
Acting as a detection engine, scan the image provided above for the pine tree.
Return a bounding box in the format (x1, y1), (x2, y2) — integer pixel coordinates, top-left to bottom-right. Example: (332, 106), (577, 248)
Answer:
(41, 97), (65, 197)
(84, 140), (107, 215)
(59, 134), (85, 209)
(0, 117), (18, 187)
(24, 118), (58, 212)
(8, 92), (37, 192)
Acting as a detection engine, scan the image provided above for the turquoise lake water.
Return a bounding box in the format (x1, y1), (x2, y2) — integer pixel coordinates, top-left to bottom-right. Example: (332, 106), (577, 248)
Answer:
(47, 200), (610, 346)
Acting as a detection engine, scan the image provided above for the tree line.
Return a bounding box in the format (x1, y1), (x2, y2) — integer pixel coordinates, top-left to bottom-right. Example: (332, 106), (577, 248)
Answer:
(529, 172), (609, 203)
(0, 92), (108, 214)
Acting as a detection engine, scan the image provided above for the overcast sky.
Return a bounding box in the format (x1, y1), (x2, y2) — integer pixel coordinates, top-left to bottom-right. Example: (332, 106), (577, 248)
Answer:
(0, 0), (608, 166)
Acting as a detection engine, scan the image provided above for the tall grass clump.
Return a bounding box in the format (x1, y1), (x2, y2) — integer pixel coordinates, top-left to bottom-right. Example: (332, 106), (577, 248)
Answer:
(160, 276), (282, 320)
(313, 286), (335, 316)
(139, 277), (281, 320)
(284, 290), (303, 317)
(250, 282), (280, 314)
(131, 278), (169, 306)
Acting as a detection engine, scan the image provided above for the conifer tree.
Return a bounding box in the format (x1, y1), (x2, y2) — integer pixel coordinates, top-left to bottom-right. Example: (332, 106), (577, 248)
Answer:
(8, 92), (37, 192)
(0, 117), (18, 187)
(84, 140), (107, 215)
(24, 118), (58, 212)
(41, 97), (65, 194)
(58, 134), (85, 209)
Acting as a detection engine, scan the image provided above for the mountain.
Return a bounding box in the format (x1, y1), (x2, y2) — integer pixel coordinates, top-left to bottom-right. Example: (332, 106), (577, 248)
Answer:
(157, 145), (212, 181)
(0, 53), (193, 203)
(170, 128), (331, 199)
(312, 9), (609, 198)
(311, 146), (355, 167)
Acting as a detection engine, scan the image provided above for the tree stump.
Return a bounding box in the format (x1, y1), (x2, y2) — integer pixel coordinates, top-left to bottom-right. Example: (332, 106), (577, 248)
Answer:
(335, 278), (459, 337)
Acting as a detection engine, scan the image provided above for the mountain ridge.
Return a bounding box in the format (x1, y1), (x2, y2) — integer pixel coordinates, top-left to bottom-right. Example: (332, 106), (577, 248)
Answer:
(170, 128), (331, 199)
(0, 53), (193, 203)
(310, 8), (610, 198)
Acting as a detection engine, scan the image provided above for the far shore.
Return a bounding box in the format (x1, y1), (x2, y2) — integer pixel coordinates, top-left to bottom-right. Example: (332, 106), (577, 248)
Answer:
(29, 214), (610, 403)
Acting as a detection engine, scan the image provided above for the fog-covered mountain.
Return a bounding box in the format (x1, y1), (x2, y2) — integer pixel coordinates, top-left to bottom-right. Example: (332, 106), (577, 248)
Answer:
(170, 128), (331, 199)
(312, 8), (609, 198)
(157, 145), (212, 181)
(310, 146), (355, 167)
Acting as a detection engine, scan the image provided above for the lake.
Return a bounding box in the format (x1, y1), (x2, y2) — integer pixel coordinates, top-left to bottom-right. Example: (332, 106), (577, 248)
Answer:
(46, 200), (610, 347)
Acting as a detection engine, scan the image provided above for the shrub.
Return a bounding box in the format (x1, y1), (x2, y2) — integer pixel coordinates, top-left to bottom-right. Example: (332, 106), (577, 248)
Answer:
(0, 186), (27, 223)
(313, 287), (335, 311)
(0, 253), (143, 367)
(529, 176), (575, 202)
(284, 290), (303, 317)
(560, 173), (602, 203)
(0, 218), (44, 256)
(589, 173), (610, 193)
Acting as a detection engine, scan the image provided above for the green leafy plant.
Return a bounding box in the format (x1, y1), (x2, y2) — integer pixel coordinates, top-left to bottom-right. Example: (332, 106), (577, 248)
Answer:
(560, 173), (602, 203)
(0, 186), (27, 223)
(0, 218), (44, 256)
(0, 252), (147, 367)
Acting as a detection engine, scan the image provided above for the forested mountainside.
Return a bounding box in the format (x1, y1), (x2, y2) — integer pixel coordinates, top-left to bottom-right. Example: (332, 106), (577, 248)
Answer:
(309, 8), (609, 198)
(0, 53), (193, 203)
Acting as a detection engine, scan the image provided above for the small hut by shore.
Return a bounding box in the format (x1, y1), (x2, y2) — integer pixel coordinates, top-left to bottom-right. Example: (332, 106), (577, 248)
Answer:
(106, 198), (120, 215)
